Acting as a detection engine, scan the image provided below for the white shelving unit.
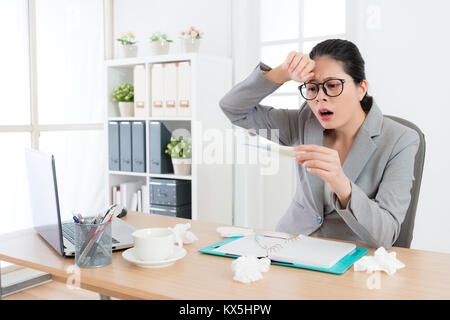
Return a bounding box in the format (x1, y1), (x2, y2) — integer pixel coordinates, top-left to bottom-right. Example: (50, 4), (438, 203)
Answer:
(104, 53), (233, 224)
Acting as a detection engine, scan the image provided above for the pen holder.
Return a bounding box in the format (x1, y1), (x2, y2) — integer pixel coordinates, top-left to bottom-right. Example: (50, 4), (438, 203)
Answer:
(74, 218), (112, 268)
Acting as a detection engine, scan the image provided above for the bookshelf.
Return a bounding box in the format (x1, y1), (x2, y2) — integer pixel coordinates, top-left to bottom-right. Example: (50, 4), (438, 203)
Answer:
(104, 53), (233, 224)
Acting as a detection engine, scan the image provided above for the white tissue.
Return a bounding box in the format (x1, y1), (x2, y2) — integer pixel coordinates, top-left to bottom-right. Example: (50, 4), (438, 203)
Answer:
(216, 226), (255, 237)
(168, 223), (198, 244)
(354, 247), (405, 275)
(231, 256), (271, 284)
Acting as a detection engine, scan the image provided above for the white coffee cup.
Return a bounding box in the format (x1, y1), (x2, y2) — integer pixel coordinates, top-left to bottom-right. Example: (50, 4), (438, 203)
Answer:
(132, 228), (183, 261)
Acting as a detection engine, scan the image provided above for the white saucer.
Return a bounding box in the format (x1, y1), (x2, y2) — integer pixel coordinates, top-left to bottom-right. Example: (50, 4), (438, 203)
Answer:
(122, 246), (187, 268)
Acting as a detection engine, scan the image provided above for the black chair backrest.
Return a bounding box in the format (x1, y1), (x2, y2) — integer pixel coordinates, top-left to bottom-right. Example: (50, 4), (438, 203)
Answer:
(385, 115), (426, 248)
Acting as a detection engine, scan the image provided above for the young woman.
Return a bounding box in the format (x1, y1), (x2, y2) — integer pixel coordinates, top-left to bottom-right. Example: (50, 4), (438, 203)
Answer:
(219, 39), (420, 248)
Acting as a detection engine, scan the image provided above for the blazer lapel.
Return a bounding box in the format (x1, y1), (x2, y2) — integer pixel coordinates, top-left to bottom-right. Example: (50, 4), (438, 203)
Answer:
(342, 129), (377, 182)
(342, 103), (383, 182)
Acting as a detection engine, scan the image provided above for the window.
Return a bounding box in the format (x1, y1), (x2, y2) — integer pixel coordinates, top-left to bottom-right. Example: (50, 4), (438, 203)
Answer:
(259, 0), (347, 110)
(35, 0), (104, 124)
(0, 133), (31, 234)
(0, 0), (105, 242)
(0, 0), (30, 126)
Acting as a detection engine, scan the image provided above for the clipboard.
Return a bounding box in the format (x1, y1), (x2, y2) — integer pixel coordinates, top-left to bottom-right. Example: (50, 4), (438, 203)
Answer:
(198, 236), (368, 275)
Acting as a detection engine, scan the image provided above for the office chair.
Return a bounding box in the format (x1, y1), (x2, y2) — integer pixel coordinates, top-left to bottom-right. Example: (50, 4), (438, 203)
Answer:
(385, 116), (426, 248)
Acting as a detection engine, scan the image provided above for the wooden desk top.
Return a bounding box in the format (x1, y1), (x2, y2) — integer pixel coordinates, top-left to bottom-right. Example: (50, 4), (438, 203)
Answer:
(1, 211), (449, 300)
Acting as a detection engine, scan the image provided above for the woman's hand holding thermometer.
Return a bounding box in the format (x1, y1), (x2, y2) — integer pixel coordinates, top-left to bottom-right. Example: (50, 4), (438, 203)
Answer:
(244, 143), (352, 207)
(294, 144), (352, 208)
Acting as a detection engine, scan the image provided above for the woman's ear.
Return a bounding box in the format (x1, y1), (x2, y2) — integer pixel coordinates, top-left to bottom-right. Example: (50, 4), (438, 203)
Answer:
(359, 80), (368, 101)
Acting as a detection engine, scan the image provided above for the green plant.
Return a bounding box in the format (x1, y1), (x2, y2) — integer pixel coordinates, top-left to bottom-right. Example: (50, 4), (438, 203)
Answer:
(151, 32), (173, 43)
(165, 137), (192, 158)
(116, 31), (136, 45)
(112, 83), (134, 102)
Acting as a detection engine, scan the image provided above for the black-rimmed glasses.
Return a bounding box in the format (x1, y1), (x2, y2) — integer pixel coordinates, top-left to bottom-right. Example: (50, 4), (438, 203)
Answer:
(298, 79), (346, 100)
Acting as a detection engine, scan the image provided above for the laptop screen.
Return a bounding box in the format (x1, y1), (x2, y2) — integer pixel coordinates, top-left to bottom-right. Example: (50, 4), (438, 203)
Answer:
(24, 148), (65, 256)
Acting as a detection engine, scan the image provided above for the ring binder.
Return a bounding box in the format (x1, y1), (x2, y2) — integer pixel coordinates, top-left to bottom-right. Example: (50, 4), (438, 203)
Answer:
(199, 235), (368, 275)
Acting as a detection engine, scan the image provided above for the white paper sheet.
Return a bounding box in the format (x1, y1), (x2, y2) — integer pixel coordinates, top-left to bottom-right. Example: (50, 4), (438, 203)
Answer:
(213, 235), (356, 269)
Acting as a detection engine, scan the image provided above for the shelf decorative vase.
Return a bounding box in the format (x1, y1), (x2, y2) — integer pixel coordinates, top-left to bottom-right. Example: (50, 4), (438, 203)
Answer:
(183, 38), (200, 53)
(151, 41), (170, 55)
(118, 101), (134, 117)
(120, 44), (138, 58)
(172, 158), (192, 176)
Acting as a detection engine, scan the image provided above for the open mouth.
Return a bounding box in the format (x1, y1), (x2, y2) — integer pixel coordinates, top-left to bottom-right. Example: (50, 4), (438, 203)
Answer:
(318, 108), (334, 119)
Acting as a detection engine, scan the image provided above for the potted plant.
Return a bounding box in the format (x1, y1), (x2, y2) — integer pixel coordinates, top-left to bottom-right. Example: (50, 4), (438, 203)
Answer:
(112, 83), (134, 117)
(117, 31), (138, 58)
(180, 26), (204, 53)
(150, 32), (173, 55)
(165, 137), (192, 176)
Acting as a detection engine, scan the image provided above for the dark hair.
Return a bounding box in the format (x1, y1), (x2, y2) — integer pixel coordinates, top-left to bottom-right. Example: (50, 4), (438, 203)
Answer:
(309, 39), (373, 113)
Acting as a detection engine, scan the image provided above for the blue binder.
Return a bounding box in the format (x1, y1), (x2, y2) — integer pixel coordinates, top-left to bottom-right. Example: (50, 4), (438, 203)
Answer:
(149, 121), (173, 174)
(132, 121), (146, 173)
(108, 121), (120, 171)
(198, 236), (368, 275)
(120, 121), (132, 172)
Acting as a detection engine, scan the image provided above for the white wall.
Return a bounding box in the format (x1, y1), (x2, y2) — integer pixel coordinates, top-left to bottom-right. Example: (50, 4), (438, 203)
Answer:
(113, 0), (231, 58)
(347, 0), (450, 253)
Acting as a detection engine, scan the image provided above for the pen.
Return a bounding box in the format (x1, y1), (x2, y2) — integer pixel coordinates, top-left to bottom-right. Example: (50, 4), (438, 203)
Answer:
(99, 205), (115, 224)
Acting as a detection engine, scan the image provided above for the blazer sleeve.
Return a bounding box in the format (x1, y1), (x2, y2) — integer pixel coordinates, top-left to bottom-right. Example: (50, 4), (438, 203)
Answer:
(332, 129), (420, 248)
(219, 62), (301, 146)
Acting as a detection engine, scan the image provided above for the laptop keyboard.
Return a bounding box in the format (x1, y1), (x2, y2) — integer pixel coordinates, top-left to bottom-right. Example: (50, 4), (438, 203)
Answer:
(62, 223), (120, 245)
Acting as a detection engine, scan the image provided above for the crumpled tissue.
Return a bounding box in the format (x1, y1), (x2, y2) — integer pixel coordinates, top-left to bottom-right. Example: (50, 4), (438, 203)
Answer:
(168, 223), (198, 245)
(231, 256), (271, 284)
(354, 247), (405, 275)
(216, 226), (255, 238)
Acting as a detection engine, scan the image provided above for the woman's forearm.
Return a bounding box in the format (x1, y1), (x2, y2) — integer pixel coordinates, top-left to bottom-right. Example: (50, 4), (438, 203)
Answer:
(333, 181), (405, 248)
(263, 65), (291, 84)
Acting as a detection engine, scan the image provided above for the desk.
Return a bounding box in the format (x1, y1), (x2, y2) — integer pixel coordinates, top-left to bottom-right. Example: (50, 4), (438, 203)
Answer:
(0, 211), (450, 299)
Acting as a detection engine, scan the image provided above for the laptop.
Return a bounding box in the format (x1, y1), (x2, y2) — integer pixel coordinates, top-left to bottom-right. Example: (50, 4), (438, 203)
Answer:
(24, 148), (136, 257)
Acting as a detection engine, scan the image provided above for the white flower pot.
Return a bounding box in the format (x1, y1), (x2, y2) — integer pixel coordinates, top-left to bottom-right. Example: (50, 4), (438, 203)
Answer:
(118, 101), (134, 117)
(183, 38), (200, 53)
(151, 41), (170, 55)
(171, 158), (192, 176)
(119, 44), (138, 58)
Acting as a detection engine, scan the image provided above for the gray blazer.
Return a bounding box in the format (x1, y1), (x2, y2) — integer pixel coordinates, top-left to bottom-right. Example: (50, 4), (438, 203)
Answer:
(219, 62), (420, 248)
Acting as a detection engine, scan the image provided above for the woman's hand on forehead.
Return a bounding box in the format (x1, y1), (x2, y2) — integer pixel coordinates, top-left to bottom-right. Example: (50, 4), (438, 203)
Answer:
(280, 51), (315, 83)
